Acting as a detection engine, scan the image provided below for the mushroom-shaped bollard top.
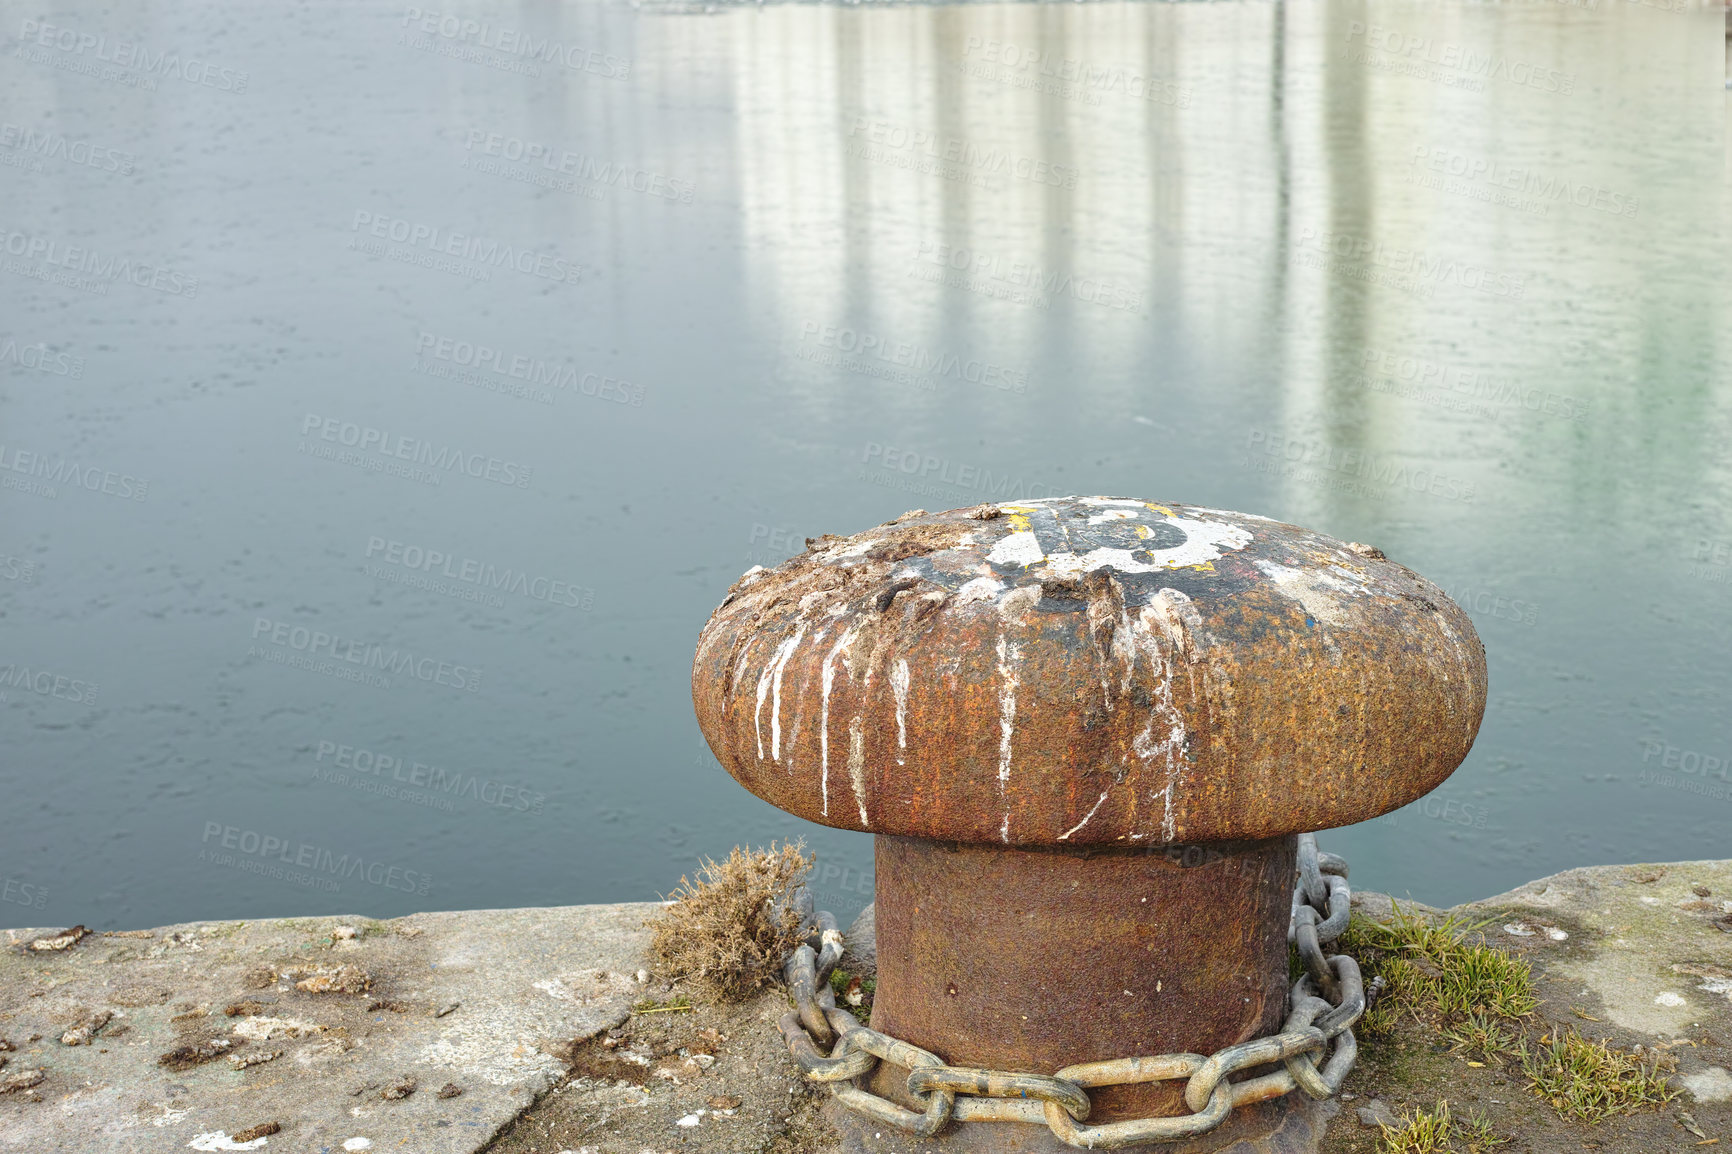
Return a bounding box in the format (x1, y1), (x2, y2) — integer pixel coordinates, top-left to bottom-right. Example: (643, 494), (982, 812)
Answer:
(692, 497), (1487, 847)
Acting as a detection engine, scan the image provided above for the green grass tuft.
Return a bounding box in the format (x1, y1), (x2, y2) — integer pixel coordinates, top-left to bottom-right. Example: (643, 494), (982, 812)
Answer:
(1517, 1027), (1676, 1122)
(1378, 1099), (1507, 1154)
(1338, 905), (1536, 1031)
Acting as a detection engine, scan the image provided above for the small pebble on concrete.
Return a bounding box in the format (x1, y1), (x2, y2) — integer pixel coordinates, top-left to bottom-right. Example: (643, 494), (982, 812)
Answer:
(1356, 1099), (1399, 1129)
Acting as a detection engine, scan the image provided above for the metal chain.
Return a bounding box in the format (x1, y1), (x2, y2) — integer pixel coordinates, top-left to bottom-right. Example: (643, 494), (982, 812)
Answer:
(775, 833), (1369, 1150)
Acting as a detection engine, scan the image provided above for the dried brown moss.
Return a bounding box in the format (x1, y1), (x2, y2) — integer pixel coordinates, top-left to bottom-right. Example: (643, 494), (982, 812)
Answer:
(649, 842), (813, 1003)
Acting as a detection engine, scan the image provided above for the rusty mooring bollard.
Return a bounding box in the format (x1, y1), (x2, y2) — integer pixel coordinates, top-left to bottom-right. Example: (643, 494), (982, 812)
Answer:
(692, 498), (1487, 1152)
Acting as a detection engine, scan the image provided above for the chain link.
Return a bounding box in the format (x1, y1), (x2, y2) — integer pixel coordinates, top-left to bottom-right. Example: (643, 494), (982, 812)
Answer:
(774, 833), (1367, 1149)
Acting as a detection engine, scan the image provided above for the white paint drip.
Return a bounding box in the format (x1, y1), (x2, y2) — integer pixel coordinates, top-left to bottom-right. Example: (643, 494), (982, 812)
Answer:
(1001, 814), (1011, 844)
(1252, 559), (1370, 627)
(769, 625), (808, 762)
(1058, 791), (1111, 841)
(955, 575), (1005, 603)
(1124, 600), (1192, 842)
(820, 626), (861, 817)
(1144, 587), (1203, 663)
(847, 715), (870, 827)
(754, 661), (773, 761)
(890, 659), (910, 758)
(995, 633), (1021, 785)
(730, 636), (757, 700)
(987, 530), (1045, 567)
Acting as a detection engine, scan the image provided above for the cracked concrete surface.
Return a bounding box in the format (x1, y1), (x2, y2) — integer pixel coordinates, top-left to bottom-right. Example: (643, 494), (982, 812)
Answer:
(0, 904), (661, 1153)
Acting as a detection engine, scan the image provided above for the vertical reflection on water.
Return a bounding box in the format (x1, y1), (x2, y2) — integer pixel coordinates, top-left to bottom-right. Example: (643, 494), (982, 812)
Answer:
(736, 3), (1273, 418)
(686, 0), (1729, 901)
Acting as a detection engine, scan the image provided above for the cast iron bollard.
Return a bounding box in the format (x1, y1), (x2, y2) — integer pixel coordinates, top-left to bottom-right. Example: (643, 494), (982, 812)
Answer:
(692, 497), (1488, 1151)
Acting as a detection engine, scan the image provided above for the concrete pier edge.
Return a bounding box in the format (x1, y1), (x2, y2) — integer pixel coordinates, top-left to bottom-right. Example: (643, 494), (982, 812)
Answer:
(3, 858), (1731, 1153)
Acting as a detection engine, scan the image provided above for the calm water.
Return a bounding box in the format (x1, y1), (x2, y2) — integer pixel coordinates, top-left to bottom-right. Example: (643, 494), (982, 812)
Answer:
(0, 0), (1727, 931)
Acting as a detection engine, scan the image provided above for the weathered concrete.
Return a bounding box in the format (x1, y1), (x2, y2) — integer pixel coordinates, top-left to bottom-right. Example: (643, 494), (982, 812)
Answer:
(5, 859), (1732, 1153)
(0, 905), (663, 1153)
(1460, 858), (1732, 1097)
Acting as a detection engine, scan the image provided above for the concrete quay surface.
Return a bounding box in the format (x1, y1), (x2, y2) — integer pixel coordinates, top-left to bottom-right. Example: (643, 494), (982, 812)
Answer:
(3, 859), (1732, 1153)
(0, 904), (662, 1154)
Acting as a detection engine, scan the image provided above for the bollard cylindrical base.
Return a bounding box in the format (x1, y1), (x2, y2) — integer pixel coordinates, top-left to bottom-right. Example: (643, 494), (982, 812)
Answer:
(865, 833), (1299, 1133)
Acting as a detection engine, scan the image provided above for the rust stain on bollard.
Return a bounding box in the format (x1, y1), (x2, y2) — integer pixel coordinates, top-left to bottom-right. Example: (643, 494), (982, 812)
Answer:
(691, 496), (1488, 1150)
(692, 498), (1485, 847)
(869, 836), (1297, 1124)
